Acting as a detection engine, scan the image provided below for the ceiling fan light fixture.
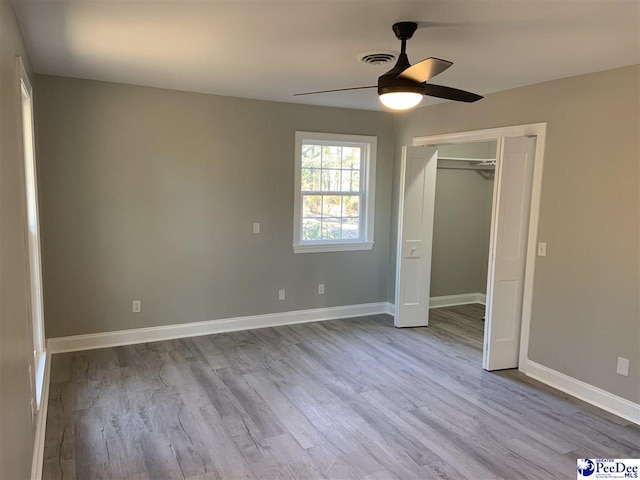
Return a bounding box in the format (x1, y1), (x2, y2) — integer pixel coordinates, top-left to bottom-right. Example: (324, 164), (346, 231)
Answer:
(379, 91), (423, 110)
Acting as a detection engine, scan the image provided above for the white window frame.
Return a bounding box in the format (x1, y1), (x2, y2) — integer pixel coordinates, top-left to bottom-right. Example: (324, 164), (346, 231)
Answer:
(18, 57), (46, 409)
(293, 131), (376, 253)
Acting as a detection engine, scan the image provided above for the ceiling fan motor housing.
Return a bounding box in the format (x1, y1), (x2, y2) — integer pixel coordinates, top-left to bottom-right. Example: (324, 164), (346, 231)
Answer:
(378, 58), (425, 95)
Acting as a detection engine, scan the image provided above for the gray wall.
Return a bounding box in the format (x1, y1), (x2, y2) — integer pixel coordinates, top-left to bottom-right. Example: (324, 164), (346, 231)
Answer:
(0, 1), (37, 478)
(431, 157), (494, 297)
(390, 65), (640, 403)
(35, 75), (395, 338)
(438, 141), (497, 161)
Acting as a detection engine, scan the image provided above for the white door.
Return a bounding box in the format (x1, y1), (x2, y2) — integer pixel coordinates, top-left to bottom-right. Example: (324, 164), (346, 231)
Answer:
(484, 136), (536, 370)
(395, 146), (438, 327)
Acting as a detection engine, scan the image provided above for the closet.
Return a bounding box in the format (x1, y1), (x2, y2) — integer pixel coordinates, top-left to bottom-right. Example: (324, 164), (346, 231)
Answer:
(430, 140), (497, 304)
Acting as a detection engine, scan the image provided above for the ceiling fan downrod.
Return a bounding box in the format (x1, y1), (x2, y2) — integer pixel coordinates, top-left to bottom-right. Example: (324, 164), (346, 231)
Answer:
(392, 21), (418, 54)
(378, 22), (423, 97)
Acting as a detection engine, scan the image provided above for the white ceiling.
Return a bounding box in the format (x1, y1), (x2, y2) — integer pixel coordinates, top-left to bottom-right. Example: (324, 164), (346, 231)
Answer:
(12, 0), (640, 111)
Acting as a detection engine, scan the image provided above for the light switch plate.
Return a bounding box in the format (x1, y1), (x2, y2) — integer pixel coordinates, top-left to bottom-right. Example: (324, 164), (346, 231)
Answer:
(253, 222), (260, 234)
(318, 284), (325, 295)
(617, 356), (629, 376)
(278, 289), (285, 301)
(537, 242), (547, 257)
(133, 300), (141, 313)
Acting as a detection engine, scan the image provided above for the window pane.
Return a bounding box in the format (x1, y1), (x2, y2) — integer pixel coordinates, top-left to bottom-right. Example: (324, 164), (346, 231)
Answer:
(342, 218), (360, 239)
(302, 144), (321, 168)
(321, 169), (341, 191)
(301, 168), (321, 191)
(342, 147), (361, 169)
(322, 146), (341, 168)
(323, 195), (342, 217)
(322, 218), (341, 239)
(302, 218), (321, 240)
(340, 171), (361, 193)
(342, 195), (359, 217)
(303, 195), (322, 217)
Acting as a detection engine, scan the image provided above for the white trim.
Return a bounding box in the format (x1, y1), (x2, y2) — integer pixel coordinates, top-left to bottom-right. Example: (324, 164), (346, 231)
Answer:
(47, 302), (391, 354)
(384, 293), (485, 317)
(31, 352), (51, 480)
(34, 351), (46, 407)
(429, 293), (486, 308)
(293, 241), (373, 254)
(293, 131), (377, 254)
(17, 56), (46, 359)
(17, 55), (32, 94)
(385, 302), (396, 316)
(18, 56), (47, 414)
(413, 123), (547, 146)
(412, 123), (547, 372)
(526, 360), (640, 425)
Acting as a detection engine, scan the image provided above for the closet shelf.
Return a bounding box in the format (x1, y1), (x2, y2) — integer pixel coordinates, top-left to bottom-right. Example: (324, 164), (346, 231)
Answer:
(437, 156), (496, 170)
(437, 156), (496, 162)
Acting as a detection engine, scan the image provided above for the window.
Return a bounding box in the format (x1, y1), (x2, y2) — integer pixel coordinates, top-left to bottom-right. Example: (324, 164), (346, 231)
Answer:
(18, 57), (46, 410)
(294, 132), (376, 253)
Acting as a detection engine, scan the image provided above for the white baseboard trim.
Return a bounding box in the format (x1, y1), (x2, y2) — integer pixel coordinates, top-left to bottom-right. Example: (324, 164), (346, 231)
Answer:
(526, 360), (640, 425)
(385, 292), (486, 317)
(385, 302), (395, 316)
(429, 292), (486, 308)
(47, 302), (391, 354)
(31, 351), (51, 480)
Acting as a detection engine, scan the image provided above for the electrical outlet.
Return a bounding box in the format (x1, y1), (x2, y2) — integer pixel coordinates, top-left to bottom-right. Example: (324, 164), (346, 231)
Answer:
(318, 284), (325, 295)
(617, 356), (629, 376)
(537, 242), (547, 257)
(278, 289), (285, 301)
(253, 222), (260, 234)
(132, 300), (141, 313)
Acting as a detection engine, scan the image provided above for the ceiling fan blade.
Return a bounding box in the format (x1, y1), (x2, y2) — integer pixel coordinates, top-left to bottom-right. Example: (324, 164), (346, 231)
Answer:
(399, 57), (453, 83)
(294, 86), (377, 96)
(423, 83), (483, 103)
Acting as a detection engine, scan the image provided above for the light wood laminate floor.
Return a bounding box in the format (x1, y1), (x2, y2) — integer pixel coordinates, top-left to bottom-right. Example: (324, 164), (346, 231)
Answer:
(43, 304), (640, 479)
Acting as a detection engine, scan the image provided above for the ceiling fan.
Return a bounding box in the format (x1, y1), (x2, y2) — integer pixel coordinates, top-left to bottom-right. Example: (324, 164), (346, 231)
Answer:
(294, 21), (483, 111)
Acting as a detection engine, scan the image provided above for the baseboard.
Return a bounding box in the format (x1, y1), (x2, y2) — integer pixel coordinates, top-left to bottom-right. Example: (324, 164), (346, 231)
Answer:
(385, 302), (395, 316)
(47, 302), (391, 354)
(385, 292), (486, 317)
(429, 292), (486, 308)
(526, 360), (640, 425)
(31, 351), (51, 480)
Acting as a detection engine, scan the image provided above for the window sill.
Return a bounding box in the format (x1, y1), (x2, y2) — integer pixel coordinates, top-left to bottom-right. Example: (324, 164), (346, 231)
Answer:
(293, 241), (374, 254)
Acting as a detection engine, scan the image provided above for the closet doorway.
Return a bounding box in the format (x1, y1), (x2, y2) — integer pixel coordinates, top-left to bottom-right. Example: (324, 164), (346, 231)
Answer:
(394, 123), (547, 372)
(431, 141), (496, 310)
